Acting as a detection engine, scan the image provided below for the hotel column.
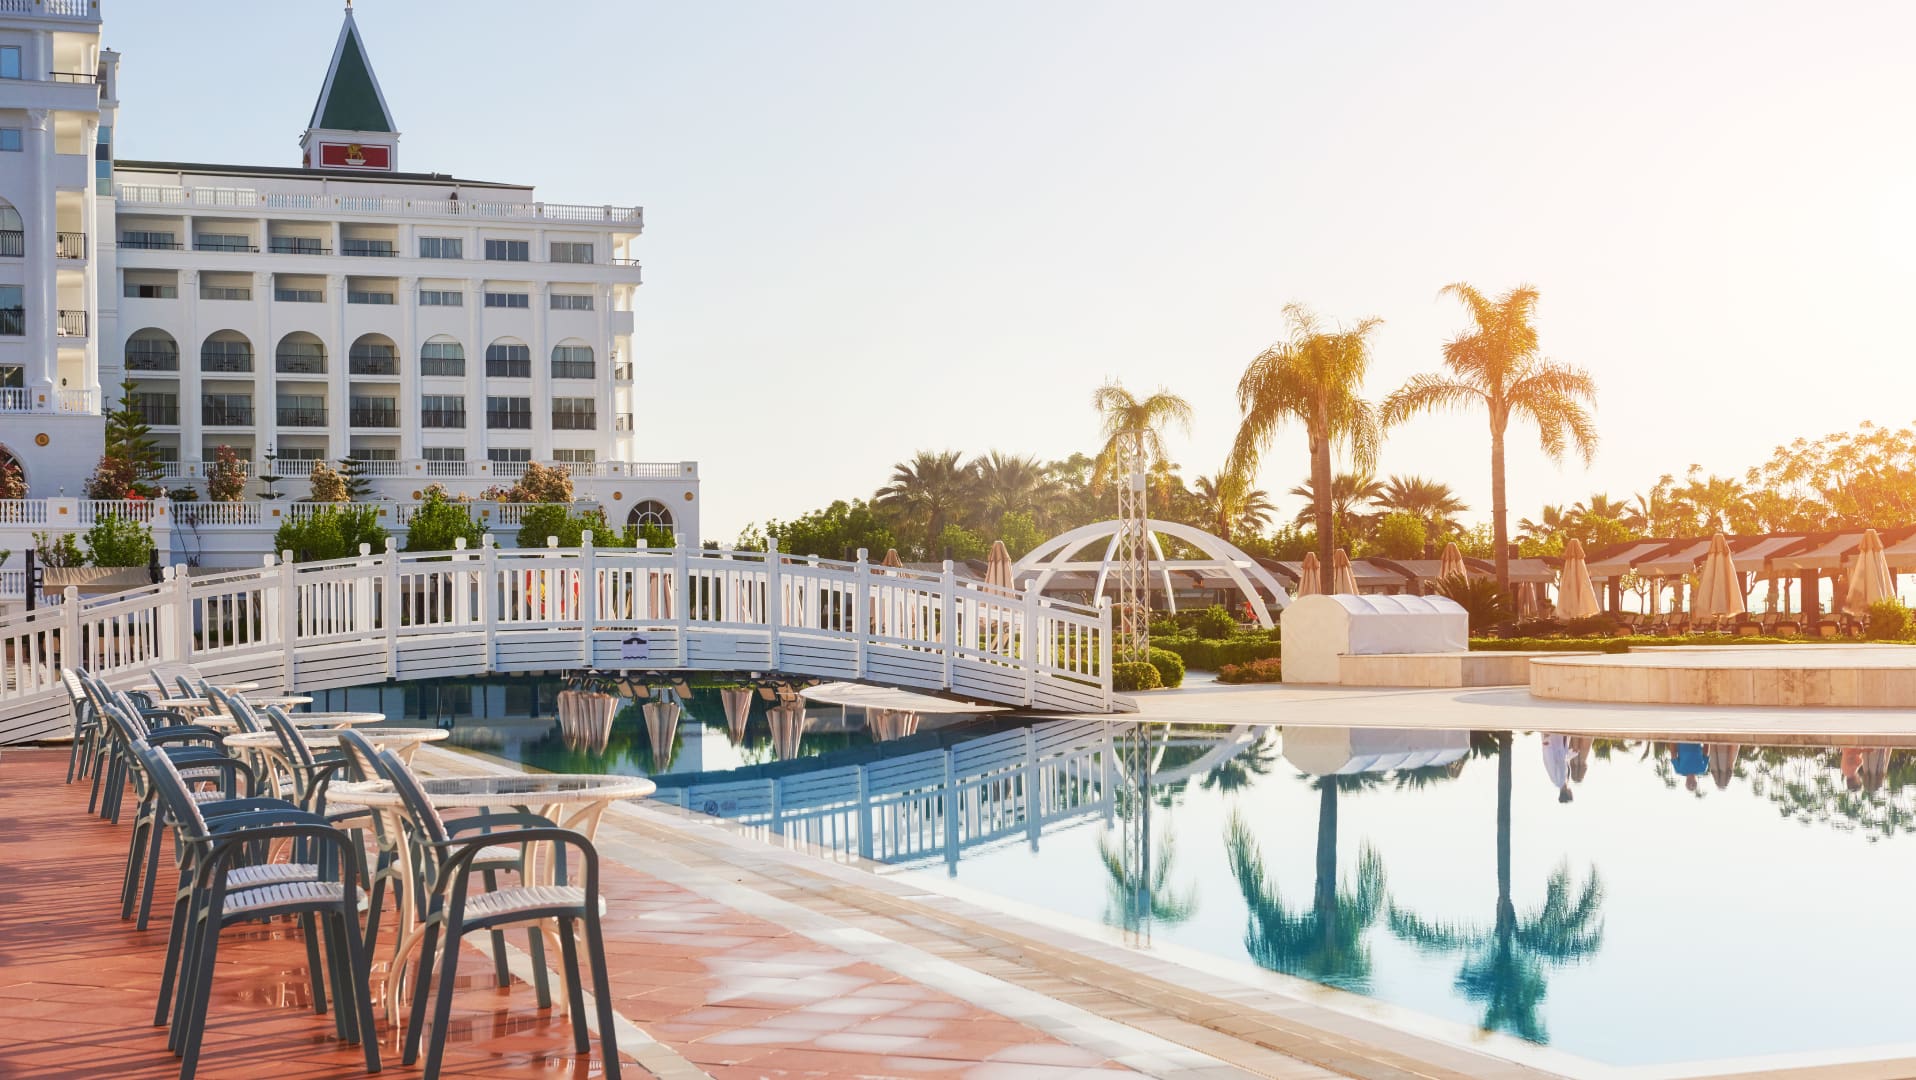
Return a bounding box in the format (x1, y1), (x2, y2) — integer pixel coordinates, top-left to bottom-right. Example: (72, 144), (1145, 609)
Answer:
(329, 272), (347, 463)
(78, 121), (100, 403)
(398, 273), (416, 461)
(23, 108), (54, 405)
(180, 270), (201, 464)
(532, 280), (550, 460)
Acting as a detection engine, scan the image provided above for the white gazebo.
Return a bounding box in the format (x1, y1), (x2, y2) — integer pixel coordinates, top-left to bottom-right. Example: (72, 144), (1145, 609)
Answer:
(1012, 519), (1293, 628)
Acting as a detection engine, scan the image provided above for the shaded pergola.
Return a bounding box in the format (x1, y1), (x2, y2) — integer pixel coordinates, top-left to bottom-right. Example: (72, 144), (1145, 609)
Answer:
(1582, 528), (1916, 616)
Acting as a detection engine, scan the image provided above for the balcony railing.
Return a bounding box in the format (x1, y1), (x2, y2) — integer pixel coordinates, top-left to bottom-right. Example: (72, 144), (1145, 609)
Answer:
(201, 402), (254, 426)
(58, 310), (87, 337)
(346, 291), (395, 305)
(194, 237), (258, 253)
(612, 363), (634, 382)
(5, 1), (98, 20)
(614, 414), (634, 432)
(420, 410), (466, 429)
(201, 353), (253, 374)
(552, 412), (598, 431)
(268, 240), (330, 255)
(551, 361), (596, 380)
(50, 71), (99, 84)
(0, 308), (22, 336)
(199, 286), (251, 301)
(350, 405), (398, 428)
(276, 352), (326, 375)
(274, 288), (324, 303)
(125, 347), (180, 372)
(486, 411), (532, 430)
(349, 355), (398, 376)
(121, 236), (181, 250)
(277, 406), (327, 427)
(0, 231), (21, 257)
(134, 402), (179, 425)
(115, 183), (643, 228)
(55, 232), (85, 259)
(340, 242), (398, 258)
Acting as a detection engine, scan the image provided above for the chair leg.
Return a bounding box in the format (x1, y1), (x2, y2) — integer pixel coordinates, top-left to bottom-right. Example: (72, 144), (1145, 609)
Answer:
(482, 868), (510, 988)
(401, 922), (441, 1067)
(300, 912), (328, 1016)
(557, 917), (588, 1054)
(154, 876), (193, 1028)
(335, 902), (382, 1073)
(120, 803), (152, 919)
(178, 910), (224, 1080)
(422, 919), (465, 1080)
(86, 744), (106, 813)
(136, 815), (167, 930)
(322, 912), (353, 1044)
(526, 926), (552, 1009)
(585, 910), (622, 1080)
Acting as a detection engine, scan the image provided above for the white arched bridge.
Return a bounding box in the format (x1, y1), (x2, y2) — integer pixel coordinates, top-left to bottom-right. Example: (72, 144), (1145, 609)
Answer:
(0, 540), (1121, 744)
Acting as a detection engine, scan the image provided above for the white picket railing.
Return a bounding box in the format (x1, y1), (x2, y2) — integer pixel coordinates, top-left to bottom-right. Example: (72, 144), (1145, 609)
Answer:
(116, 184), (643, 227)
(0, 541), (1118, 743)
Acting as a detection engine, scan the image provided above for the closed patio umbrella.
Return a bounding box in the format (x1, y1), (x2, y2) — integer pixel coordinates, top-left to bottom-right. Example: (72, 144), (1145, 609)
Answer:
(1517, 581), (1541, 620)
(881, 548), (904, 570)
(1331, 549), (1360, 595)
(641, 696), (682, 770)
(1845, 528), (1895, 614)
(556, 689), (618, 755)
(986, 539), (1014, 592)
(1707, 743), (1740, 791)
(1296, 552), (1322, 597)
(1439, 541), (1467, 585)
(1557, 539), (1601, 620)
(767, 703), (809, 760)
(719, 687), (753, 745)
(1692, 532), (1745, 619)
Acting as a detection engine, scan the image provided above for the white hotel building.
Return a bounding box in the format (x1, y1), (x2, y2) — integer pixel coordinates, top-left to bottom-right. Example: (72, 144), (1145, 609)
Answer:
(0, 2), (699, 544)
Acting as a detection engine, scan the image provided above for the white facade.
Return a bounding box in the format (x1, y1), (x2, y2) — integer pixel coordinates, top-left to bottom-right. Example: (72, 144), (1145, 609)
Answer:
(0, 2), (700, 550)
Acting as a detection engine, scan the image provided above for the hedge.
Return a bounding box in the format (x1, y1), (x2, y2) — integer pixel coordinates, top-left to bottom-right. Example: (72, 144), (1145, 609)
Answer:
(1155, 633), (1282, 671)
(1469, 634), (1883, 654)
(1218, 657), (1282, 683)
(1113, 661), (1162, 692)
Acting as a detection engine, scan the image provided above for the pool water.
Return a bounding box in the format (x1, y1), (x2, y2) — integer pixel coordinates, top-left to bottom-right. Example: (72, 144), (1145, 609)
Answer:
(311, 679), (1916, 1070)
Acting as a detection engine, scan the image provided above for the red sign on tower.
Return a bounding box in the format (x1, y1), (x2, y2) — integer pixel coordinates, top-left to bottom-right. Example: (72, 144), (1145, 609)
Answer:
(318, 142), (391, 170)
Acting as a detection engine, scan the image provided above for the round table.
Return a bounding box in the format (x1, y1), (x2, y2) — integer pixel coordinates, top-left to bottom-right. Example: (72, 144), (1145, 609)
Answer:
(331, 772), (655, 1019)
(155, 695), (315, 715)
(196, 710), (381, 732)
(221, 726), (449, 763)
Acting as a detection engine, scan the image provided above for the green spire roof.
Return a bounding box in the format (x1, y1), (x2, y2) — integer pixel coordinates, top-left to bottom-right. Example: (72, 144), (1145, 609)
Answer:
(309, 12), (395, 134)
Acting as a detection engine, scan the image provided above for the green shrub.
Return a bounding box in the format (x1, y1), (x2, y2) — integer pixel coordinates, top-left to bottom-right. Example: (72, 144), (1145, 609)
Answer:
(1155, 634), (1282, 670)
(1145, 647), (1185, 688)
(275, 504), (389, 563)
(516, 504), (610, 549)
(1113, 661), (1162, 692)
(1218, 657), (1283, 684)
(1436, 573), (1511, 634)
(1867, 598), (1914, 641)
(1565, 614), (1619, 636)
(1148, 617), (1181, 638)
(85, 511), (154, 568)
(31, 530), (85, 568)
(1372, 511), (1427, 560)
(1194, 605), (1237, 640)
(406, 486), (486, 553)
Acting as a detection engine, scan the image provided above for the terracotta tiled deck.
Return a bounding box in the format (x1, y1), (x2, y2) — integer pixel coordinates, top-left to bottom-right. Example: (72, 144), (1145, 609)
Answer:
(0, 748), (1177, 1079)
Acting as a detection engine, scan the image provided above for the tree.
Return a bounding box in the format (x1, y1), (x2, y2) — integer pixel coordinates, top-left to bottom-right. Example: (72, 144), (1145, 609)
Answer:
(1287, 472), (1384, 546)
(85, 511), (154, 568)
(1192, 472), (1274, 541)
(1382, 284), (1597, 587)
(875, 450), (970, 558)
(31, 530), (85, 567)
(516, 504), (609, 548)
(89, 378), (162, 498)
(1228, 304), (1383, 577)
(1675, 465), (1749, 535)
(206, 445), (247, 502)
(995, 510), (1045, 559)
(1091, 382), (1193, 494)
(274, 504), (388, 562)
(404, 485), (485, 552)
(970, 451), (1053, 524)
(0, 454), (24, 500)
(1517, 505), (1568, 546)
(337, 455), (374, 501)
(937, 523), (987, 562)
(1374, 475), (1468, 541)
(307, 461), (349, 503)
(486, 461), (574, 504)
(1373, 512), (1428, 560)
(755, 499), (898, 561)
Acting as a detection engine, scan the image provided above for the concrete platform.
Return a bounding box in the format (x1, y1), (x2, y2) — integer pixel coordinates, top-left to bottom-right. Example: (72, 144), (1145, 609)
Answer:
(1530, 644), (1916, 708)
(1338, 649), (1599, 688)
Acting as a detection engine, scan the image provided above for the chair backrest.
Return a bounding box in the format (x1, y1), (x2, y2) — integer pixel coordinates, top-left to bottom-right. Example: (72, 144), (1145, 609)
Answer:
(334, 728), (383, 783)
(376, 749), (451, 845)
(148, 661), (201, 699)
(207, 686), (261, 733)
(262, 706), (317, 769)
(132, 740), (213, 838)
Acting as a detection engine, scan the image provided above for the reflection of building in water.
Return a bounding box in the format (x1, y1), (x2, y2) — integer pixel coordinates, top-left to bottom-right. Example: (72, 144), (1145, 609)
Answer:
(653, 721), (1256, 876)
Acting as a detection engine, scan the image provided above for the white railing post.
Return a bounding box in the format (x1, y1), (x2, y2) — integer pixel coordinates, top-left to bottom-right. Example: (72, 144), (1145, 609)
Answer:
(1022, 587), (1040, 708)
(1098, 597), (1114, 710)
(579, 530), (597, 667)
(278, 550), (297, 688)
(853, 548), (869, 680)
(451, 537), (470, 625)
(940, 560), (957, 691)
(765, 539), (783, 670)
(381, 537), (400, 680)
(672, 541), (690, 662)
(60, 585), (82, 674)
(353, 542), (374, 639)
(168, 565), (193, 663)
(478, 537), (497, 673)
(257, 553), (278, 660)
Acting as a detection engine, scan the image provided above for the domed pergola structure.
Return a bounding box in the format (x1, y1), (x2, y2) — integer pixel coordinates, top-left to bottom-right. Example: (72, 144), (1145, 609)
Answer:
(1012, 518), (1292, 628)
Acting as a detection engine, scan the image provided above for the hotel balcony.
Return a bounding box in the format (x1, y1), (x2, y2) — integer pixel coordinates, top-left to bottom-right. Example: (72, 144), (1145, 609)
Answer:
(55, 232), (86, 260)
(201, 399), (255, 427)
(0, 230), (20, 258)
(276, 404), (328, 428)
(57, 309), (88, 338)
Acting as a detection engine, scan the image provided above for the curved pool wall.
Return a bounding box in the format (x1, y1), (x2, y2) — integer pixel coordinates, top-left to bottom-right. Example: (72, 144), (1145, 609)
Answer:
(315, 676), (1916, 1071)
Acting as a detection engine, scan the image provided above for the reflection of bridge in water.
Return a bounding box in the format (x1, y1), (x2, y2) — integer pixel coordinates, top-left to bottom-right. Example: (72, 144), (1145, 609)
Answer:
(651, 720), (1257, 874)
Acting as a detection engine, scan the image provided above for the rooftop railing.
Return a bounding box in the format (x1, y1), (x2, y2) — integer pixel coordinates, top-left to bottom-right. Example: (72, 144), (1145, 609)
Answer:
(115, 183), (642, 228)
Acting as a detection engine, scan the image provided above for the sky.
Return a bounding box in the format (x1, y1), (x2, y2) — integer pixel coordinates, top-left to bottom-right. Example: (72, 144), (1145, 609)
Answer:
(103, 2), (1916, 541)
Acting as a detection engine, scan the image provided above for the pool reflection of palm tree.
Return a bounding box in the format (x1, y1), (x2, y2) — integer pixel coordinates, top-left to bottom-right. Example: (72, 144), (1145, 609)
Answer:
(1200, 729), (1279, 794)
(1100, 726), (1196, 937)
(1225, 775), (1388, 991)
(1387, 732), (1604, 1044)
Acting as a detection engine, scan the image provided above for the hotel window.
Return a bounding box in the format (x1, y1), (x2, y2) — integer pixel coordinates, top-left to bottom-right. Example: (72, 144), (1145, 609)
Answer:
(196, 233), (253, 252)
(269, 236), (327, 255)
(486, 396), (532, 429)
(422, 446), (464, 462)
(488, 448), (532, 463)
(551, 448), (596, 465)
(419, 236), (462, 260)
(279, 447), (327, 463)
(121, 231), (178, 250)
(549, 293), (593, 311)
(484, 239), (529, 262)
(0, 129), (21, 153)
(124, 281), (177, 299)
(350, 446), (397, 462)
(419, 289), (463, 307)
(485, 342), (530, 378)
(483, 291), (529, 309)
(0, 47), (19, 80)
(420, 340), (465, 376)
(0, 285), (22, 336)
(341, 238), (397, 258)
(550, 241), (594, 265)
(550, 346), (594, 380)
(551, 398), (597, 431)
(421, 395), (466, 429)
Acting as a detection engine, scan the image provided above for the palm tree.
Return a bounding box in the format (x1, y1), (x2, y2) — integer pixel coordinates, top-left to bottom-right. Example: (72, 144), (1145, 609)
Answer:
(1382, 284), (1597, 587)
(1517, 504), (1568, 545)
(1193, 472), (1275, 542)
(1228, 304), (1384, 577)
(970, 451), (1052, 523)
(874, 450), (971, 557)
(1091, 381), (1193, 494)
(1288, 472), (1384, 544)
(1374, 474), (1469, 540)
(1387, 733), (1605, 1043)
(1675, 465), (1749, 535)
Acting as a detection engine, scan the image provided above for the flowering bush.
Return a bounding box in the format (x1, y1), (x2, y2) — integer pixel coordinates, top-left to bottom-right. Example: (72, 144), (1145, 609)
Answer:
(1217, 657), (1283, 684)
(207, 445), (248, 502)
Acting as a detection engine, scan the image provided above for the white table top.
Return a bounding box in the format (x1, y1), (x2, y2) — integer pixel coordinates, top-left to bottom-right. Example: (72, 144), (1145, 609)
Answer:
(221, 727), (450, 751)
(333, 773), (655, 809)
(198, 710), (383, 731)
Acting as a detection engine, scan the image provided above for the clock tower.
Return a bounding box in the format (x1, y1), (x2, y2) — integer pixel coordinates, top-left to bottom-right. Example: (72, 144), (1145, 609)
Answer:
(299, 4), (399, 171)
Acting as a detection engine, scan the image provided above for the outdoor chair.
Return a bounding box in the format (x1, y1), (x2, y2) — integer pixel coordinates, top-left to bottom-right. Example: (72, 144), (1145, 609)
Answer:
(60, 669), (102, 785)
(133, 743), (379, 1080)
(377, 750), (619, 1079)
(84, 674), (226, 824)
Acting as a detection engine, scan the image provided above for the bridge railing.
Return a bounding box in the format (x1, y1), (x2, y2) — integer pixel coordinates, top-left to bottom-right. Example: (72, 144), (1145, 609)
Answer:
(0, 537), (1115, 740)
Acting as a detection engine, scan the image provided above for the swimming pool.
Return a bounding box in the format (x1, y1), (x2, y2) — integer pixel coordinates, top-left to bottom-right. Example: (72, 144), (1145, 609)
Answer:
(310, 678), (1916, 1072)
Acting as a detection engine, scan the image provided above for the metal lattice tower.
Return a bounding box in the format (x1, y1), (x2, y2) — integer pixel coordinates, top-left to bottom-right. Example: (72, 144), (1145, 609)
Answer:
(1114, 439), (1149, 658)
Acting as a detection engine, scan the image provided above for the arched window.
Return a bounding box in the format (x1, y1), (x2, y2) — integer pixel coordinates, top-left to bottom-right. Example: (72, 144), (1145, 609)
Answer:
(348, 333), (397, 376)
(420, 336), (465, 377)
(485, 339), (530, 378)
(126, 328), (179, 372)
(550, 342), (594, 380)
(200, 330), (253, 374)
(0, 200), (20, 258)
(276, 331), (326, 375)
(627, 500), (675, 533)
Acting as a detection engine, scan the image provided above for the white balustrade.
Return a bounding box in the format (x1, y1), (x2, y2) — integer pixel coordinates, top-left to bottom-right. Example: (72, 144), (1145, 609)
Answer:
(116, 184), (641, 226)
(0, 501), (49, 526)
(78, 499), (162, 524)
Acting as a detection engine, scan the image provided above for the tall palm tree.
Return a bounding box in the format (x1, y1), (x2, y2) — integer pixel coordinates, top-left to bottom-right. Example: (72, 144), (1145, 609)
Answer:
(1382, 284), (1597, 587)
(1516, 504), (1568, 545)
(1193, 472), (1276, 542)
(874, 450), (971, 557)
(970, 451), (1052, 523)
(1676, 466), (1750, 535)
(1387, 733), (1605, 1043)
(1288, 472), (1384, 544)
(1091, 381), (1193, 494)
(1374, 474), (1469, 539)
(1229, 304), (1383, 576)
